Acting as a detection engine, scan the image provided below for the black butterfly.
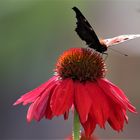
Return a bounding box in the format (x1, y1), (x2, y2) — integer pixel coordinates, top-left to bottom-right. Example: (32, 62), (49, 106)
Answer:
(72, 6), (140, 53)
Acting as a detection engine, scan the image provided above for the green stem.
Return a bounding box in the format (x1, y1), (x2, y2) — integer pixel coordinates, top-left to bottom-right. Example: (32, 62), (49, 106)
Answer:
(73, 109), (80, 140)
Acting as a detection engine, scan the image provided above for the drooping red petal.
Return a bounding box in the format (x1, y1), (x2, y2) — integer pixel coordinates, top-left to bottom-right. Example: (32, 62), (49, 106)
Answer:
(14, 76), (58, 105)
(45, 107), (53, 119)
(45, 92), (54, 120)
(108, 105), (125, 131)
(97, 78), (127, 110)
(74, 81), (92, 123)
(103, 79), (129, 101)
(33, 82), (58, 121)
(82, 114), (96, 137)
(26, 77), (59, 122)
(103, 79), (136, 113)
(50, 78), (74, 116)
(64, 110), (69, 120)
(27, 97), (40, 122)
(123, 110), (128, 123)
(85, 81), (110, 128)
(96, 78), (136, 132)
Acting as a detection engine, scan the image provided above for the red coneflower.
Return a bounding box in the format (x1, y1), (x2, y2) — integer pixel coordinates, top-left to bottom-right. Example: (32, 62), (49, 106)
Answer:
(14, 48), (136, 138)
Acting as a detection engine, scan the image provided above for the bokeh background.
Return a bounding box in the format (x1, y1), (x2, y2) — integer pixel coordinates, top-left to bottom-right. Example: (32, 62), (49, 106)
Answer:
(0, 0), (140, 139)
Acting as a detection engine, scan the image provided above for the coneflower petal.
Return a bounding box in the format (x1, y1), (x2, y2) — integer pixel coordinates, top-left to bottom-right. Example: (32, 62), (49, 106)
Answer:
(74, 81), (92, 123)
(50, 78), (74, 115)
(97, 79), (127, 110)
(82, 114), (96, 137)
(14, 76), (58, 105)
(85, 81), (110, 128)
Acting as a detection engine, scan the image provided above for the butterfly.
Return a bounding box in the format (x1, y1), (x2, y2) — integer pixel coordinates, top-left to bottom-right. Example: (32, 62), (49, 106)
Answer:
(72, 6), (140, 54)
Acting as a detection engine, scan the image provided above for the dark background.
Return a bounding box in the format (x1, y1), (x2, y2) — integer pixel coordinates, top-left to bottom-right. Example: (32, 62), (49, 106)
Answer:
(0, 0), (140, 139)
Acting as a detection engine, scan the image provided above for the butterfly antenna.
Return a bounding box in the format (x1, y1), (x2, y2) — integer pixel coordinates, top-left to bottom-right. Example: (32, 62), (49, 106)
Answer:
(109, 48), (128, 56)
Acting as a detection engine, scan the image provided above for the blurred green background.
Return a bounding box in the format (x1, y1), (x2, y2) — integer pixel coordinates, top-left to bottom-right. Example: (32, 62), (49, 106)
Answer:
(0, 0), (140, 139)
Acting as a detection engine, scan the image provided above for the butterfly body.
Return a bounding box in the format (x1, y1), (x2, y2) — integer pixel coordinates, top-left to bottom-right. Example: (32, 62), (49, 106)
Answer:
(90, 43), (107, 53)
(72, 6), (140, 54)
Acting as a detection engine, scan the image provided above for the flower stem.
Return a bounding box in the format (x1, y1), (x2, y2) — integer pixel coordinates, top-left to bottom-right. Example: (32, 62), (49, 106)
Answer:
(73, 109), (80, 140)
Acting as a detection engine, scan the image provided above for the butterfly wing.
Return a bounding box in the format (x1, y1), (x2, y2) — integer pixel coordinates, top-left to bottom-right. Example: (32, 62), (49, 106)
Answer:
(72, 7), (101, 49)
(103, 34), (140, 47)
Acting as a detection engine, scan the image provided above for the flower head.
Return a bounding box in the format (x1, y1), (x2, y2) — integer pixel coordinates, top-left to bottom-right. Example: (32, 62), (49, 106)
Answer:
(55, 48), (106, 81)
(14, 48), (136, 137)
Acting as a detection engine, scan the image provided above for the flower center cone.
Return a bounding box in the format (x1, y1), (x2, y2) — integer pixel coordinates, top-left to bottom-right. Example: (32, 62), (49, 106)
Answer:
(55, 48), (106, 82)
